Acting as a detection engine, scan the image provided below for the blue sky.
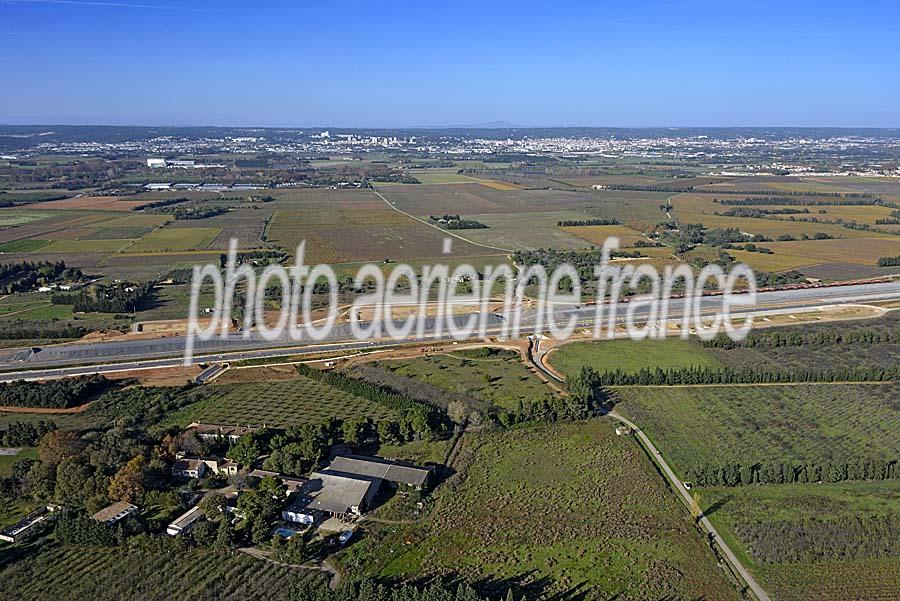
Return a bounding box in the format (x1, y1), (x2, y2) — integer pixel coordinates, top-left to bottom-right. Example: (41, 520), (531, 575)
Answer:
(1, 0), (898, 127)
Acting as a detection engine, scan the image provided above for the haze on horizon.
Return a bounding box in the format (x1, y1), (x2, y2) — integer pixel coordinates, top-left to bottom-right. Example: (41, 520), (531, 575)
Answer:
(1, 0), (898, 128)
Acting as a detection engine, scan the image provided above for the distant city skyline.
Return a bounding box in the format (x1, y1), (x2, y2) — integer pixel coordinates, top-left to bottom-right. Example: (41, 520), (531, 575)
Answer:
(1, 0), (898, 127)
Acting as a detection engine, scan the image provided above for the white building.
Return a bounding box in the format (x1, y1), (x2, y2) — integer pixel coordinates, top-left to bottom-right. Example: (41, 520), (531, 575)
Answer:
(147, 158), (167, 168)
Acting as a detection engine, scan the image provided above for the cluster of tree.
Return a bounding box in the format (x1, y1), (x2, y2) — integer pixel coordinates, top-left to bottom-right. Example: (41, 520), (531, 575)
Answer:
(800, 232), (835, 240)
(684, 457), (900, 487)
(0, 375), (113, 409)
(716, 195), (889, 206)
(0, 260), (84, 294)
(428, 215), (488, 230)
(875, 218), (900, 225)
(218, 248), (288, 267)
(296, 364), (450, 440)
(0, 420), (56, 446)
(632, 239), (664, 248)
(134, 197), (191, 210)
(0, 192), (69, 207)
(702, 227), (768, 246)
(370, 174), (420, 184)
(52, 281), (156, 313)
(734, 514), (900, 564)
(702, 327), (900, 349)
(717, 207), (811, 218)
(511, 248), (643, 287)
(592, 365), (900, 386)
(724, 242), (774, 254)
(556, 218), (619, 227)
(877, 255), (900, 267)
(0, 320), (88, 340)
(150, 205), (228, 220)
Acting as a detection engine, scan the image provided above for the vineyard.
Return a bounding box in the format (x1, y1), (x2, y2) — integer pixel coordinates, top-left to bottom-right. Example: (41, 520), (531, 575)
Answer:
(0, 543), (327, 601)
(170, 377), (401, 428)
(699, 481), (900, 601)
(614, 383), (900, 481)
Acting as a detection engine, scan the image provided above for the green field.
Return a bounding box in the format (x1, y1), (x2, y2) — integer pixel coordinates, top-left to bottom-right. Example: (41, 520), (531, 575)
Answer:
(366, 348), (553, 411)
(168, 377), (400, 428)
(341, 420), (741, 600)
(614, 383), (900, 480)
(0, 447), (37, 477)
(0, 544), (326, 600)
(126, 226), (220, 252)
(0, 239), (50, 252)
(40, 238), (133, 253)
(700, 481), (900, 601)
(548, 338), (722, 376)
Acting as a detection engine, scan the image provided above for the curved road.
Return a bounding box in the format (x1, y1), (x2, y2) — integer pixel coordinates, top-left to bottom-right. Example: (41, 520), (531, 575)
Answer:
(530, 340), (772, 601)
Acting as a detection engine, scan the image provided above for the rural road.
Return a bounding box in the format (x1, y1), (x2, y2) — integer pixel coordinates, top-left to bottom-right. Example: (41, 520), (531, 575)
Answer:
(529, 341), (773, 601)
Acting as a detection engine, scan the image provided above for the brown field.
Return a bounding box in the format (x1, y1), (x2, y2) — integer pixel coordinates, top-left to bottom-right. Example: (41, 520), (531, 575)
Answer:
(210, 364), (301, 385)
(0, 211), (119, 244)
(757, 237), (900, 265)
(474, 179), (522, 190)
(24, 196), (149, 211)
(103, 365), (202, 386)
(266, 191), (491, 262)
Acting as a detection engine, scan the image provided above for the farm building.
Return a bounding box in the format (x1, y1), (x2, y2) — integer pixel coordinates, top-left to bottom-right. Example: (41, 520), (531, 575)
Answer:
(284, 471), (380, 520)
(327, 455), (432, 490)
(249, 469), (307, 493)
(166, 506), (204, 536)
(0, 505), (59, 543)
(92, 501), (137, 526)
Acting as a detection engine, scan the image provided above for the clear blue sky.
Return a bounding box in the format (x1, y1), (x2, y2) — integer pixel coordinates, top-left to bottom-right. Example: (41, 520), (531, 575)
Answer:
(1, 0), (898, 127)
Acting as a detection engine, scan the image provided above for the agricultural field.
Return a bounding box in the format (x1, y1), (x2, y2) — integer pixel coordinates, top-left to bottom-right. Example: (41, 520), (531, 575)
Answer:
(755, 237), (900, 267)
(341, 420), (741, 600)
(700, 481), (900, 601)
(41, 238), (133, 253)
(364, 348), (553, 411)
(0, 544), (327, 601)
(126, 226), (221, 252)
(166, 206), (274, 249)
(265, 188), (488, 262)
(442, 210), (594, 250)
(560, 224), (649, 247)
(548, 338), (723, 376)
(613, 383), (900, 480)
(167, 377), (400, 428)
(0, 239), (50, 252)
(22, 195), (149, 212)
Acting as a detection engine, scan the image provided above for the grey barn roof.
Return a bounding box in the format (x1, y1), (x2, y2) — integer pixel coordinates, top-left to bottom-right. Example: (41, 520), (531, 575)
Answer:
(294, 471), (379, 516)
(327, 455), (431, 487)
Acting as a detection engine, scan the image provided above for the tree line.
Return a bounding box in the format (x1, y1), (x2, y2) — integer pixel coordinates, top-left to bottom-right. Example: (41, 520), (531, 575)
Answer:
(701, 328), (900, 349)
(594, 365), (900, 386)
(295, 364), (450, 440)
(684, 457), (900, 487)
(715, 195), (894, 207)
(556, 218), (619, 226)
(877, 255), (900, 267)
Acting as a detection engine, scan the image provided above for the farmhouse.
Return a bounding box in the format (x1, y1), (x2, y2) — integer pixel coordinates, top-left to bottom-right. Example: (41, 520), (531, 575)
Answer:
(185, 422), (263, 443)
(92, 501), (138, 526)
(327, 455), (432, 490)
(166, 505), (204, 536)
(172, 455), (240, 479)
(249, 469), (307, 493)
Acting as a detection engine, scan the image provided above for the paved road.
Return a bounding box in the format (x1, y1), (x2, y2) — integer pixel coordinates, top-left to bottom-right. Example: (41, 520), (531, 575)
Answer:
(529, 342), (772, 601)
